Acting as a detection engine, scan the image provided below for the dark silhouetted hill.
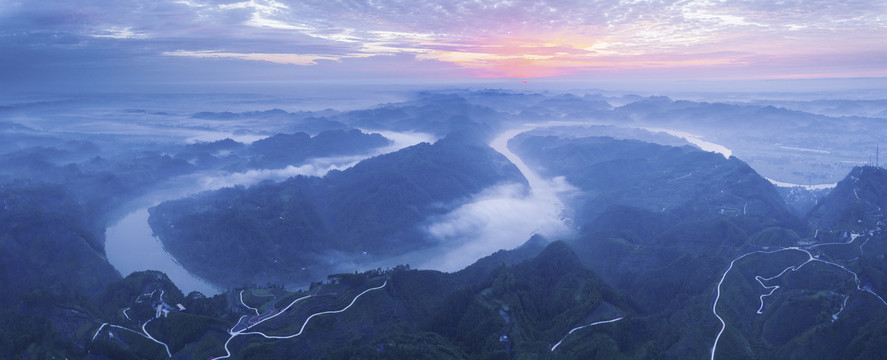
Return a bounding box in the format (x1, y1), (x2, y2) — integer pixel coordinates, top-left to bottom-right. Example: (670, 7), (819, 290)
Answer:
(149, 132), (525, 288)
(808, 166), (887, 231)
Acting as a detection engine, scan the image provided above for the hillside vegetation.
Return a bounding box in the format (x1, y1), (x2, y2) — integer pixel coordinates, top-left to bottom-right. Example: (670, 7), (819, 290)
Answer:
(149, 133), (525, 288)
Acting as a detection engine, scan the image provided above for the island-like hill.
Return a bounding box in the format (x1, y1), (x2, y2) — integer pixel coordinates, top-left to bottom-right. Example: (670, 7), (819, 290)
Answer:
(148, 132), (526, 288)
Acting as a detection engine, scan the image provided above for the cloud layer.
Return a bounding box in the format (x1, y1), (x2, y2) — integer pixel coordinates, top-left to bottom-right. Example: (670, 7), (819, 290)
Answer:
(419, 180), (577, 272)
(1, 0), (885, 86)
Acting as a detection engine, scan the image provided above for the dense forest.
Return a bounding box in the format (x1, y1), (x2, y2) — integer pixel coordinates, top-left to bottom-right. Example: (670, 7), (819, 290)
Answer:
(0, 115), (405, 358)
(3, 90), (887, 359)
(148, 132), (525, 287)
(131, 132), (887, 359)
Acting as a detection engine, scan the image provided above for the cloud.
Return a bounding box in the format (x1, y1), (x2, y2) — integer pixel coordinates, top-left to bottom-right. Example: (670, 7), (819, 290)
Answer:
(90, 26), (148, 39)
(1, 0), (885, 85)
(198, 159), (356, 189)
(197, 129), (435, 189)
(163, 50), (343, 65)
(140, 0), (887, 78)
(419, 178), (577, 272)
(360, 130), (436, 154)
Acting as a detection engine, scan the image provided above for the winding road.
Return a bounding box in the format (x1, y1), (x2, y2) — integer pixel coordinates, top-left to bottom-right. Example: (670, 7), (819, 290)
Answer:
(211, 280), (388, 360)
(90, 288), (174, 358)
(240, 290), (262, 316)
(90, 321), (173, 358)
(710, 241), (887, 360)
(550, 317), (624, 352)
(141, 319), (172, 357)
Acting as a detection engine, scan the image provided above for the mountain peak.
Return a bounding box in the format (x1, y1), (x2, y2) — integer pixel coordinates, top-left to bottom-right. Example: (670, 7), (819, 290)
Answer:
(808, 165), (887, 230)
(526, 240), (587, 275)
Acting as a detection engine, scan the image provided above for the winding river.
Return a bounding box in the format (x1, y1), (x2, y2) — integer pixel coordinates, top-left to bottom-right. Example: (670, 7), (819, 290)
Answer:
(104, 124), (738, 295)
(106, 206), (221, 295)
(415, 126), (577, 271)
(104, 131), (433, 296)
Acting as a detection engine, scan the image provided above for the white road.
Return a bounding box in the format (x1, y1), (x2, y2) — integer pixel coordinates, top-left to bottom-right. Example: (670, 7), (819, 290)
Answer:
(141, 319), (172, 357)
(240, 290), (261, 316)
(550, 317), (624, 352)
(711, 241), (887, 360)
(90, 321), (172, 358)
(211, 280), (387, 360)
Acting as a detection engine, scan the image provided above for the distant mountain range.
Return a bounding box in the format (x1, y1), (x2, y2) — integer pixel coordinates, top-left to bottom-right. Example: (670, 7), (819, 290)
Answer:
(2, 90), (887, 359)
(128, 133), (887, 359)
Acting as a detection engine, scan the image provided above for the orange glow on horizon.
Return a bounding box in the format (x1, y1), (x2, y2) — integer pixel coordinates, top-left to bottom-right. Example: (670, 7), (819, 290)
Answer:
(409, 27), (766, 79)
(403, 18), (887, 80)
(421, 39), (752, 79)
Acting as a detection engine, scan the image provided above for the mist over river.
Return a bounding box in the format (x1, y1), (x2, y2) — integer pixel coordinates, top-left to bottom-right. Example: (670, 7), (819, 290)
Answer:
(103, 131), (434, 295)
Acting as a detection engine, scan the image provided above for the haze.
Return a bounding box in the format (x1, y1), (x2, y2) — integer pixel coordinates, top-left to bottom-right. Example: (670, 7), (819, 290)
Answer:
(2, 1), (887, 359)
(2, 0), (886, 92)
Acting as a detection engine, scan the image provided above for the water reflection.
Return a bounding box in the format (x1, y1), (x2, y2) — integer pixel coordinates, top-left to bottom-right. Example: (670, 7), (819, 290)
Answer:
(106, 208), (222, 295)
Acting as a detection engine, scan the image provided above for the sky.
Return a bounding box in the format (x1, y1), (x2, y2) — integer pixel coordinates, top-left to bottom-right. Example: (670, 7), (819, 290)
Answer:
(1, 0), (886, 91)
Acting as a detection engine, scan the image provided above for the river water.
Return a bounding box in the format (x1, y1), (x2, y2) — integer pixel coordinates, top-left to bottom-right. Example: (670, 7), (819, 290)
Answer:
(418, 122), (733, 272)
(106, 207), (221, 295)
(417, 127), (577, 271)
(103, 131), (434, 295)
(104, 124), (725, 291)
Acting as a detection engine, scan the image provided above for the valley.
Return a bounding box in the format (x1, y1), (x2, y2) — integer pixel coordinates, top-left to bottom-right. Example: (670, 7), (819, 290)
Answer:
(3, 89), (887, 359)
(711, 237), (887, 360)
(5, 0), (886, 357)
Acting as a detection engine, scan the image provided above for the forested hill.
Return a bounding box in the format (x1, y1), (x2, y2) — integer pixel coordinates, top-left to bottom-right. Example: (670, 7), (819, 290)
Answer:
(509, 134), (813, 358)
(7, 90), (887, 359)
(244, 129), (390, 169)
(808, 165), (887, 231)
(511, 134), (803, 234)
(76, 240), (643, 359)
(148, 132), (526, 288)
(172, 129), (391, 171)
(0, 183), (120, 299)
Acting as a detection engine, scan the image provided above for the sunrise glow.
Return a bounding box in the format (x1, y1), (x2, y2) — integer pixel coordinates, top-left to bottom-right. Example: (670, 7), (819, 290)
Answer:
(1, 0), (885, 86)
